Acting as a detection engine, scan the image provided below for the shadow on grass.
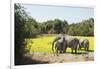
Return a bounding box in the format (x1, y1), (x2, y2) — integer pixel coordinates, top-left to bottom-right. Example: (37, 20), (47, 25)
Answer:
(15, 56), (49, 65)
(65, 52), (87, 54)
(88, 50), (94, 52)
(65, 50), (94, 55)
(78, 49), (94, 52)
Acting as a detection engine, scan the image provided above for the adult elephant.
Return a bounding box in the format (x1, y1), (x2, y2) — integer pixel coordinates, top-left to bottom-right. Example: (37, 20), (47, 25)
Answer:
(63, 35), (79, 54)
(52, 34), (66, 55)
(52, 34), (79, 54)
(78, 38), (89, 51)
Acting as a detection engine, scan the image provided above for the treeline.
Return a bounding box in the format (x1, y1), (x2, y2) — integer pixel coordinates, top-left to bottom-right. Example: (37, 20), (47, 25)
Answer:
(24, 17), (94, 37)
(15, 4), (94, 64)
(23, 15), (94, 37)
(68, 18), (94, 36)
(39, 18), (94, 36)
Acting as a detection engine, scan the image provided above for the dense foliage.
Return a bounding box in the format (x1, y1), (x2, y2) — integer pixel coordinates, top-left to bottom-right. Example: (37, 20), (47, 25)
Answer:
(40, 18), (94, 36)
(15, 4), (26, 64)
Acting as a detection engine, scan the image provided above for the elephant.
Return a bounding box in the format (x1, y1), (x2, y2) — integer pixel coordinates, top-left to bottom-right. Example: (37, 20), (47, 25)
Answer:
(64, 35), (79, 54)
(52, 34), (66, 55)
(78, 38), (89, 51)
(52, 34), (79, 54)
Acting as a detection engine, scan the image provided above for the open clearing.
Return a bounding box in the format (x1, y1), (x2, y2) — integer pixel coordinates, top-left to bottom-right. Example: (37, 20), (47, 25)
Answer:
(25, 35), (94, 53)
(24, 35), (94, 64)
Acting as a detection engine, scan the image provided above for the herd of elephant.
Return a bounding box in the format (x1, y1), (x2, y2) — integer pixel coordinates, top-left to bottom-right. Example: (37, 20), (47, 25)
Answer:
(52, 34), (89, 56)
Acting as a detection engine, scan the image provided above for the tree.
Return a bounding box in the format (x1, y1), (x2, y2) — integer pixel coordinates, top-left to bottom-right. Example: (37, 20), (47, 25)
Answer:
(63, 20), (69, 34)
(68, 18), (94, 36)
(53, 19), (64, 34)
(15, 4), (37, 65)
(15, 4), (26, 64)
(44, 20), (54, 34)
(25, 16), (39, 38)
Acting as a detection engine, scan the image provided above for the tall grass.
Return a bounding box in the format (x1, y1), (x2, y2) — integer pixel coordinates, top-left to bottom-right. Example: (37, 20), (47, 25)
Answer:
(25, 35), (94, 54)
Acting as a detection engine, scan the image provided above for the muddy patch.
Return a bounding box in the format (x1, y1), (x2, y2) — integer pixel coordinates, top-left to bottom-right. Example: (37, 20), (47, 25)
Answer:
(25, 52), (94, 64)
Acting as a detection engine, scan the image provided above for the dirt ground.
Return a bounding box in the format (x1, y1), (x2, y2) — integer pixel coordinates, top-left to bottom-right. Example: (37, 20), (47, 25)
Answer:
(25, 52), (94, 64)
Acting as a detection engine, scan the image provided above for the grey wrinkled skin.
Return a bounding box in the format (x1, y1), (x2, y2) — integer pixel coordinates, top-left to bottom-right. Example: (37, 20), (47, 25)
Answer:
(78, 38), (89, 51)
(52, 35), (79, 55)
(64, 35), (79, 54)
(52, 34), (66, 56)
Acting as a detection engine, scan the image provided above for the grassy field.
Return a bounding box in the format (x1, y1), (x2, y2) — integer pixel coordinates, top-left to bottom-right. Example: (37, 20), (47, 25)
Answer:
(25, 35), (94, 54)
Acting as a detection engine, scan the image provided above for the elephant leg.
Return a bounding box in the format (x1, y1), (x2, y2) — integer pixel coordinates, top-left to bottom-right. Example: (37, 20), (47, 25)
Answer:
(85, 47), (87, 51)
(75, 48), (77, 54)
(63, 47), (67, 53)
(71, 48), (73, 54)
(78, 46), (80, 50)
(62, 45), (66, 53)
(78, 47), (80, 50)
(78, 44), (81, 50)
(79, 46), (81, 50)
(62, 42), (67, 53)
(59, 49), (62, 53)
(55, 46), (59, 56)
(56, 49), (59, 56)
(86, 46), (89, 52)
(87, 46), (89, 51)
(85, 45), (88, 51)
(86, 43), (89, 51)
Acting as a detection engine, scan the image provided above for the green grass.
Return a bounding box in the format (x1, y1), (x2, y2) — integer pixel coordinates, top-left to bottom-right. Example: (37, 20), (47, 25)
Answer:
(25, 35), (94, 54)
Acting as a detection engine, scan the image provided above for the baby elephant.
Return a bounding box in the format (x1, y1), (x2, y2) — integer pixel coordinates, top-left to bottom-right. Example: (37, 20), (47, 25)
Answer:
(78, 38), (89, 51)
